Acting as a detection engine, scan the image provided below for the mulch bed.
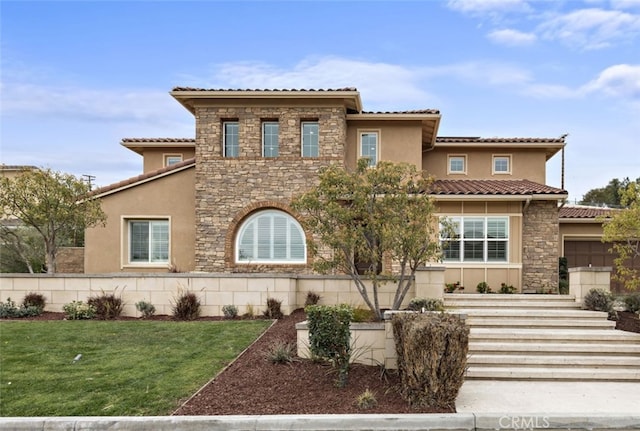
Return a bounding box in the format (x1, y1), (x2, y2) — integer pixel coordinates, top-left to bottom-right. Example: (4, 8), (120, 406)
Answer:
(615, 311), (640, 334)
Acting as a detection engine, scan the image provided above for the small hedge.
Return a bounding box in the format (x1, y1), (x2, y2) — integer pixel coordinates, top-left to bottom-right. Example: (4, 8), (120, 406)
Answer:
(392, 313), (469, 410)
(583, 288), (613, 312)
(305, 304), (353, 387)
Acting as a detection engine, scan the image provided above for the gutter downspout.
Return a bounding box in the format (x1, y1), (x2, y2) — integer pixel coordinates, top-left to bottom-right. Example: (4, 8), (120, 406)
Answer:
(523, 196), (532, 213)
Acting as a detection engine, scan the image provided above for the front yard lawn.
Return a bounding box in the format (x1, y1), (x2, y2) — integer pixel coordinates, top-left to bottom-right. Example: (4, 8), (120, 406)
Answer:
(0, 319), (272, 416)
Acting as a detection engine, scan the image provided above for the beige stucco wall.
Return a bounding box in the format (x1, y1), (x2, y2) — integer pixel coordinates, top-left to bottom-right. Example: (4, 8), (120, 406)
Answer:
(422, 148), (547, 183)
(142, 147), (195, 173)
(84, 168), (196, 273)
(560, 221), (604, 255)
(344, 120), (423, 170)
(436, 200), (524, 292)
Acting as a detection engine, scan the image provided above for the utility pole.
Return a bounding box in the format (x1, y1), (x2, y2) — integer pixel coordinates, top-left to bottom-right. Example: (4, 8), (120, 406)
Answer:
(82, 174), (96, 190)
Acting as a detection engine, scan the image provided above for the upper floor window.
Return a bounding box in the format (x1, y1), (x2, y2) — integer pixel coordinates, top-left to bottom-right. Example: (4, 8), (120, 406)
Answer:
(164, 155), (183, 167)
(448, 155), (467, 174)
(263, 121), (279, 157)
(360, 131), (379, 166)
(236, 210), (306, 263)
(493, 155), (511, 174)
(301, 122), (319, 157)
(440, 217), (509, 263)
(129, 219), (169, 264)
(223, 121), (239, 157)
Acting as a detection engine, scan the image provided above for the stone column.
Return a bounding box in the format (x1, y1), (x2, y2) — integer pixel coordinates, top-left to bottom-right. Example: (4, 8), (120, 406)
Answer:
(414, 265), (446, 299)
(569, 266), (612, 304)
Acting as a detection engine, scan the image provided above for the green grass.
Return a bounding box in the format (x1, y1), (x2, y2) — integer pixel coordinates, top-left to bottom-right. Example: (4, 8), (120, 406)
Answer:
(0, 319), (272, 416)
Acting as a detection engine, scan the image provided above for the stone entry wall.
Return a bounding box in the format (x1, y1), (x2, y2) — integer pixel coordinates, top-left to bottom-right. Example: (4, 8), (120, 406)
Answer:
(522, 200), (560, 293)
(193, 105), (347, 273)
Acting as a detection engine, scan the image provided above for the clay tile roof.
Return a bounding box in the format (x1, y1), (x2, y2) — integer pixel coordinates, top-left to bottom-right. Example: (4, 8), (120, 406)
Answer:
(89, 157), (195, 197)
(0, 164), (39, 171)
(171, 87), (359, 92)
(361, 109), (440, 115)
(436, 136), (566, 143)
(559, 205), (617, 219)
(121, 138), (195, 143)
(429, 179), (566, 196)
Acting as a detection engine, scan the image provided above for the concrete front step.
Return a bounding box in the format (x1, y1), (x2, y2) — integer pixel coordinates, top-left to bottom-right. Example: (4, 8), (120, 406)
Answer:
(467, 354), (640, 368)
(453, 309), (608, 319)
(465, 366), (640, 381)
(469, 328), (640, 343)
(446, 300), (581, 309)
(469, 341), (640, 355)
(465, 318), (616, 330)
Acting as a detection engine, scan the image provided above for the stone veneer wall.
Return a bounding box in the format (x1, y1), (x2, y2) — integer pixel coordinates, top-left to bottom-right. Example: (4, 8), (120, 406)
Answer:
(194, 106), (347, 272)
(522, 200), (560, 293)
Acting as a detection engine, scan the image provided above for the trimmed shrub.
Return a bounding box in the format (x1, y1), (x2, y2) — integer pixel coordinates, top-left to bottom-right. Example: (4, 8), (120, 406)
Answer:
(558, 279), (570, 295)
(392, 313), (469, 410)
(263, 297), (283, 319)
(264, 339), (297, 364)
(243, 303), (255, 319)
(135, 300), (156, 319)
(304, 291), (321, 307)
(88, 290), (124, 320)
(407, 297), (445, 312)
(305, 304), (353, 387)
(62, 301), (96, 320)
(583, 288), (614, 312)
(22, 292), (46, 311)
(355, 389), (378, 410)
(476, 281), (491, 293)
(0, 298), (42, 318)
(499, 283), (516, 294)
(222, 304), (238, 319)
(623, 293), (640, 314)
(172, 290), (201, 321)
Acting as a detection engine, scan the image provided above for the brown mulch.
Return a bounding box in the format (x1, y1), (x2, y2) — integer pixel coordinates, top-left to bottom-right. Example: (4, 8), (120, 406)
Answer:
(6, 309), (450, 414)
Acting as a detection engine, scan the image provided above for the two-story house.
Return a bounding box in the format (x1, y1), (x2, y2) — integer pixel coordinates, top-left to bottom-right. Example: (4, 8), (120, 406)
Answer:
(86, 87), (598, 293)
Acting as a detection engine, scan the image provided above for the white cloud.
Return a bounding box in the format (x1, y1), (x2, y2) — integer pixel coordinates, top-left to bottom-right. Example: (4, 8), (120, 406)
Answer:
(487, 28), (537, 45)
(538, 8), (640, 49)
(581, 64), (640, 98)
(611, 0), (640, 10)
(446, 0), (531, 14)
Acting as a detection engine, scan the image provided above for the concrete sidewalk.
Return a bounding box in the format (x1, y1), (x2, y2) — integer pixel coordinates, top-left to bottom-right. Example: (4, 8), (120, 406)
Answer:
(456, 380), (640, 413)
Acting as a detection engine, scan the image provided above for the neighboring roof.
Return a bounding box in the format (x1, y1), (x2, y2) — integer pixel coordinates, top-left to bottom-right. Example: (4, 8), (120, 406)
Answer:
(559, 205), (617, 220)
(430, 179), (567, 199)
(434, 136), (566, 160)
(170, 87), (363, 115)
(121, 138), (195, 143)
(0, 164), (39, 171)
(90, 157), (195, 198)
(361, 109), (440, 115)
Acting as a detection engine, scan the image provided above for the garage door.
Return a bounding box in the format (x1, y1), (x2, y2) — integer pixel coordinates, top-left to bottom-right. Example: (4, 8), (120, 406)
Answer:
(564, 240), (637, 293)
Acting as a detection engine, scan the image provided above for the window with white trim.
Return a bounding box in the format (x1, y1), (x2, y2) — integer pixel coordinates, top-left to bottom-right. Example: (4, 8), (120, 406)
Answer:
(448, 155), (466, 174)
(164, 155), (183, 166)
(223, 121), (239, 157)
(262, 121), (279, 157)
(440, 217), (508, 262)
(493, 155), (511, 174)
(129, 220), (169, 263)
(236, 210), (306, 263)
(360, 131), (378, 166)
(301, 121), (319, 157)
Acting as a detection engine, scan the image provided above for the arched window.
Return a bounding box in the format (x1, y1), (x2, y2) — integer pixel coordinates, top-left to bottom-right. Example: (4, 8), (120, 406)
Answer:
(236, 210), (306, 263)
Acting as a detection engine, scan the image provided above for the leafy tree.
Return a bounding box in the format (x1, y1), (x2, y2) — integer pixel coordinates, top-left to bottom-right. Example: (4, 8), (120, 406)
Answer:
(0, 168), (106, 273)
(292, 159), (444, 321)
(580, 177), (639, 207)
(0, 225), (46, 273)
(601, 181), (640, 291)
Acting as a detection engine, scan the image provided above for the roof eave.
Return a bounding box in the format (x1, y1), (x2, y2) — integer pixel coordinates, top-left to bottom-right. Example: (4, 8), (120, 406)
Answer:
(432, 193), (566, 201)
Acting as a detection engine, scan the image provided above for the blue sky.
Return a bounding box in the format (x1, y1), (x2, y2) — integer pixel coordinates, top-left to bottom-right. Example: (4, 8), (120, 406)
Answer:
(1, 0), (639, 202)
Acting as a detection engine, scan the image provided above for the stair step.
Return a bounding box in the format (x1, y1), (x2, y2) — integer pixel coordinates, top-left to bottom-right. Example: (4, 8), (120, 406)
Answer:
(469, 341), (640, 355)
(467, 354), (640, 368)
(465, 318), (616, 329)
(453, 309), (608, 319)
(469, 328), (640, 343)
(446, 301), (581, 309)
(465, 366), (640, 381)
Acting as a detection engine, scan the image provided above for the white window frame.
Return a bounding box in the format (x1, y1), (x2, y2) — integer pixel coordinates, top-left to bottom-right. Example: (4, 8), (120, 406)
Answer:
(448, 155), (467, 174)
(440, 216), (509, 263)
(301, 121), (319, 157)
(124, 218), (170, 266)
(262, 121), (279, 158)
(164, 154), (183, 167)
(223, 121), (239, 157)
(359, 130), (379, 167)
(492, 155), (512, 175)
(235, 210), (306, 264)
